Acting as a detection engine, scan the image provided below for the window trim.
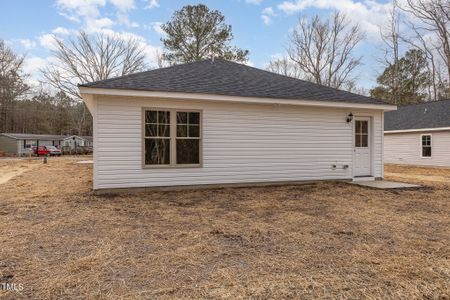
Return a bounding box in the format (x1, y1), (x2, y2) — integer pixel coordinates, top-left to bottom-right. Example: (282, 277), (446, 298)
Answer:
(354, 119), (369, 148)
(420, 134), (432, 158)
(142, 107), (203, 169)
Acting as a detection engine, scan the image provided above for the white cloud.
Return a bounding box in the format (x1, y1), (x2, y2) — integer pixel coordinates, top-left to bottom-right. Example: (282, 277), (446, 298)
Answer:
(38, 34), (58, 50)
(145, 0), (159, 9)
(261, 15), (272, 25)
(117, 12), (139, 27)
(86, 17), (115, 32)
(19, 39), (37, 50)
(246, 0), (262, 4)
(261, 6), (276, 25)
(22, 56), (60, 88)
(52, 27), (71, 35)
(262, 7), (276, 16)
(23, 57), (47, 75)
(151, 22), (165, 36)
(96, 29), (162, 67)
(56, 0), (106, 20)
(277, 0), (392, 39)
(56, 0), (141, 30)
(109, 0), (138, 27)
(109, 0), (135, 11)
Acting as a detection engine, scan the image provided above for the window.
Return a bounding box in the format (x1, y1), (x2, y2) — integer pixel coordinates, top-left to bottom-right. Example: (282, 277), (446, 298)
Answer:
(176, 112), (200, 164)
(421, 135), (431, 157)
(143, 109), (201, 167)
(144, 110), (171, 165)
(24, 140), (36, 149)
(355, 120), (368, 147)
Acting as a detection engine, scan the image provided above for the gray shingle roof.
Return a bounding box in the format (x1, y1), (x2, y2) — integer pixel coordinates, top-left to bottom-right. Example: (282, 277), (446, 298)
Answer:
(1, 133), (93, 141)
(80, 58), (387, 106)
(385, 99), (450, 131)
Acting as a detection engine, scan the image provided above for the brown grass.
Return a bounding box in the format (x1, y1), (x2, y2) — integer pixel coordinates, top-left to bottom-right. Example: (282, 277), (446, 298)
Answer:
(0, 158), (449, 299)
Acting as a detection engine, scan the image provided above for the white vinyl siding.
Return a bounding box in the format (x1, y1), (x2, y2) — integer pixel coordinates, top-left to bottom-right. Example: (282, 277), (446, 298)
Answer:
(93, 96), (384, 190)
(385, 130), (450, 167)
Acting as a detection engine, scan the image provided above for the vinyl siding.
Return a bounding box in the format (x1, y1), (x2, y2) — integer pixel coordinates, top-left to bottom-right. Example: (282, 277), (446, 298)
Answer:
(384, 130), (450, 167)
(0, 136), (19, 154)
(93, 96), (384, 190)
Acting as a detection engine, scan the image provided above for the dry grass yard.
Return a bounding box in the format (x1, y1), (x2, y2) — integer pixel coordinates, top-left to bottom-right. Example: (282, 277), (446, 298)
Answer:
(0, 158), (449, 299)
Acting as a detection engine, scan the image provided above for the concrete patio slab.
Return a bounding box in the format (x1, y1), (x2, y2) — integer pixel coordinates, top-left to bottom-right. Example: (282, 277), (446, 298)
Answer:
(351, 180), (421, 189)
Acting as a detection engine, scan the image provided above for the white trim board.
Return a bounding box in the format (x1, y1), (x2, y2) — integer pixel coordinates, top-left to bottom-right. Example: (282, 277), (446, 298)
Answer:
(79, 87), (397, 111)
(385, 127), (450, 134)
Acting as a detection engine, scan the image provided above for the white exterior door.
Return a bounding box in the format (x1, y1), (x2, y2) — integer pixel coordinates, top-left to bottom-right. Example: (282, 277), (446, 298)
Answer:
(353, 117), (371, 177)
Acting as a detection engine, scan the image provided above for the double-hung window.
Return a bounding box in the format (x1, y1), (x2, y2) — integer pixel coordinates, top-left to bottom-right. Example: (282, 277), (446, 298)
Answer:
(143, 109), (201, 167)
(421, 135), (431, 158)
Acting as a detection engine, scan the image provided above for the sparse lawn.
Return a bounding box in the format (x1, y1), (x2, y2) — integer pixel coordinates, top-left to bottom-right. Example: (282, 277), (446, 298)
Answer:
(0, 158), (449, 299)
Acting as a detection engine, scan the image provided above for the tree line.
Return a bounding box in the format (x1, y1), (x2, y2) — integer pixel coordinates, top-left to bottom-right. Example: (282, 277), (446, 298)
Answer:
(1, 1), (449, 135)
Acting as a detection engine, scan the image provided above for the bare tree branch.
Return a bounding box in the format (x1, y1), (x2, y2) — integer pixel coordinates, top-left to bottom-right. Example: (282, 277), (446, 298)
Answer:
(43, 31), (148, 99)
(286, 11), (365, 90)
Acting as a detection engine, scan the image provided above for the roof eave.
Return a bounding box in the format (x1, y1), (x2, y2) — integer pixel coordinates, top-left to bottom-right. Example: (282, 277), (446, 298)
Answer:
(385, 126), (450, 134)
(79, 87), (397, 111)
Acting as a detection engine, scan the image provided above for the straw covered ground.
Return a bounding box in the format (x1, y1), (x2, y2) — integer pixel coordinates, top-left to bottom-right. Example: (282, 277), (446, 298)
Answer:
(0, 158), (449, 299)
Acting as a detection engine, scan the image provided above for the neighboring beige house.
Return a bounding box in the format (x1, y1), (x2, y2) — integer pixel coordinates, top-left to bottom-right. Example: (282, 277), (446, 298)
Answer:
(79, 59), (395, 191)
(384, 100), (450, 167)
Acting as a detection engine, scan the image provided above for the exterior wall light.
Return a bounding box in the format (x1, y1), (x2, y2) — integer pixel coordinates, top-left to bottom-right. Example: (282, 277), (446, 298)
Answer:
(346, 112), (353, 123)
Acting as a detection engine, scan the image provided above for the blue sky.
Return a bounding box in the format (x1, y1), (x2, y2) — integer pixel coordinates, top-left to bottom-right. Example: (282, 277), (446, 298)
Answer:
(0, 0), (395, 90)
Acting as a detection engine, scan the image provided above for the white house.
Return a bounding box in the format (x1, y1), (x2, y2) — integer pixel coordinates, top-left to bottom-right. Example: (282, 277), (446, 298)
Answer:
(62, 135), (93, 150)
(79, 59), (396, 191)
(384, 99), (450, 167)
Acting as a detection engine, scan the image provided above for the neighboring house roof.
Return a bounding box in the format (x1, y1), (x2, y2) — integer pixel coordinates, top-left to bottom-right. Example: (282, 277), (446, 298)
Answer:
(385, 99), (450, 132)
(80, 58), (387, 106)
(1, 133), (94, 141)
(1, 133), (66, 140)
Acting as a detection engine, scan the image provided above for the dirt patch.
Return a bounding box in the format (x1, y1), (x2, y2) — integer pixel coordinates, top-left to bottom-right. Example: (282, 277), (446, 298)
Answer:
(0, 159), (449, 299)
(0, 160), (38, 185)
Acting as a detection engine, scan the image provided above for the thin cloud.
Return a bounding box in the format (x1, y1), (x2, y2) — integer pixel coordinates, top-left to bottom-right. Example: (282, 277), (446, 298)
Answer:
(246, 0), (262, 4)
(52, 27), (71, 35)
(277, 0), (392, 39)
(19, 39), (37, 50)
(145, 0), (159, 9)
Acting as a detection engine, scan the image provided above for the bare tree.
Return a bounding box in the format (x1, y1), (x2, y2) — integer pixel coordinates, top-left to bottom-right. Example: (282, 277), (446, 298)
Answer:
(287, 12), (365, 89)
(400, 0), (450, 97)
(378, 0), (402, 104)
(266, 57), (302, 78)
(0, 40), (29, 132)
(402, 24), (440, 100)
(44, 31), (148, 99)
(43, 31), (148, 135)
(155, 49), (171, 69)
